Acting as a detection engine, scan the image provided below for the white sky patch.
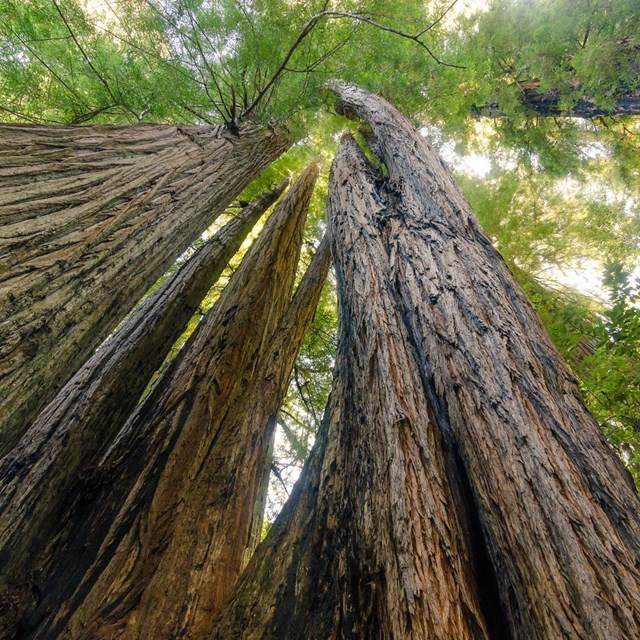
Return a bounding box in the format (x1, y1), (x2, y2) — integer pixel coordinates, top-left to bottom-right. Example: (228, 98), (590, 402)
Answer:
(81, 0), (120, 30)
(453, 151), (493, 177)
(541, 261), (606, 300)
(457, 0), (491, 15)
(265, 423), (313, 522)
(420, 126), (493, 177)
(444, 0), (491, 25)
(580, 141), (608, 160)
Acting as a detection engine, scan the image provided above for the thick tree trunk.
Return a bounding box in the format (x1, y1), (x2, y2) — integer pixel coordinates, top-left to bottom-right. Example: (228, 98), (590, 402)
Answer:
(0, 178), (288, 628)
(212, 134), (494, 640)
(332, 82), (640, 638)
(19, 164), (326, 640)
(213, 84), (640, 639)
(0, 123), (289, 453)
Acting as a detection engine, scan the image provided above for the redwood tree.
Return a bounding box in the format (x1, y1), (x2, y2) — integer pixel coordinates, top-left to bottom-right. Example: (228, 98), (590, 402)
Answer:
(0, 177), (289, 625)
(0, 123), (288, 453)
(19, 164), (329, 640)
(212, 85), (640, 639)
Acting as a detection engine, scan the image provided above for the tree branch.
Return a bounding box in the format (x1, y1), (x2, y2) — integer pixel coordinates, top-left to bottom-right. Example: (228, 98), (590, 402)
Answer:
(241, 8), (464, 119)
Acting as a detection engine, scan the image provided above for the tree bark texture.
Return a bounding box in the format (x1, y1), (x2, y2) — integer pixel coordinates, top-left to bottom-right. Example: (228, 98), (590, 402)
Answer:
(0, 178), (289, 631)
(212, 134), (494, 640)
(0, 123), (289, 453)
(22, 164), (327, 640)
(213, 84), (640, 639)
(332, 82), (640, 639)
(473, 87), (640, 118)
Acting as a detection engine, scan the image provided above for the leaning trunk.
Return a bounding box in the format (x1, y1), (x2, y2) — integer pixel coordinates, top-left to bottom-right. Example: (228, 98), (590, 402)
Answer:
(213, 85), (640, 639)
(0, 123), (289, 453)
(0, 178), (288, 629)
(211, 134), (494, 640)
(473, 87), (640, 118)
(332, 82), (640, 639)
(23, 165), (322, 640)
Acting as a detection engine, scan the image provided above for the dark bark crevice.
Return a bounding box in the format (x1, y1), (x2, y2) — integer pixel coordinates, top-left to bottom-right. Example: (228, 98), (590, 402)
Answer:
(0, 179), (289, 636)
(16, 164), (327, 640)
(367, 137), (514, 640)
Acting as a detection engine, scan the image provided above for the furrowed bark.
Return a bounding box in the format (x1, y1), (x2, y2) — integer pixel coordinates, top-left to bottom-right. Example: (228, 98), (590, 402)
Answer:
(212, 135), (493, 640)
(0, 123), (289, 453)
(0, 178), (289, 628)
(331, 83), (640, 639)
(22, 165), (321, 640)
(108, 234), (330, 640)
(242, 235), (332, 568)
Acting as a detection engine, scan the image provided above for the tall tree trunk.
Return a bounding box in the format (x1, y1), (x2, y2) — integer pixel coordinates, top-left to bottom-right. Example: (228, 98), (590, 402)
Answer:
(21, 164), (325, 640)
(213, 84), (640, 639)
(0, 123), (289, 453)
(332, 82), (640, 638)
(0, 178), (288, 630)
(211, 133), (495, 640)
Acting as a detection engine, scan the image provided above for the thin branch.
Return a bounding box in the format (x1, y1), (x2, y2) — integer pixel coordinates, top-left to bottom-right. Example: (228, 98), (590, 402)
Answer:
(293, 364), (320, 427)
(69, 103), (119, 124)
(0, 18), (86, 104)
(277, 416), (310, 461)
(283, 26), (357, 74)
(52, 0), (120, 106)
(185, 7), (235, 120)
(20, 35), (73, 43)
(241, 8), (464, 118)
(416, 0), (461, 36)
(240, 12), (323, 119)
(179, 102), (215, 124)
(0, 105), (59, 124)
(270, 463), (290, 496)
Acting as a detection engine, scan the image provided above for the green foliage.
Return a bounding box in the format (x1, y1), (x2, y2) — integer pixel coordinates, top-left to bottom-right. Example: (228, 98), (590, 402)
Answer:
(459, 164), (640, 278)
(425, 0), (640, 183)
(578, 263), (640, 484)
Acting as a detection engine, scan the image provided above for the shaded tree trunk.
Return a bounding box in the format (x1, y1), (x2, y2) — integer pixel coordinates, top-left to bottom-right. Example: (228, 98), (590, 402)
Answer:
(0, 123), (289, 453)
(0, 178), (288, 631)
(213, 84), (640, 639)
(212, 133), (494, 639)
(20, 164), (326, 640)
(334, 82), (640, 638)
(473, 86), (640, 118)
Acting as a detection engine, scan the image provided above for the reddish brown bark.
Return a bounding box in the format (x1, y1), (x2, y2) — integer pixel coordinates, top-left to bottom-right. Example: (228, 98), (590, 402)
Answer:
(0, 123), (289, 453)
(212, 85), (640, 640)
(0, 178), (288, 632)
(20, 165), (328, 640)
(332, 82), (640, 639)
(211, 133), (493, 640)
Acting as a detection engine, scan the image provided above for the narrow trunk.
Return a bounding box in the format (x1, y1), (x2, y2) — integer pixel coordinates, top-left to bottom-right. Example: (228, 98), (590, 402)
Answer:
(0, 123), (289, 453)
(22, 165), (324, 640)
(333, 83), (640, 638)
(212, 135), (494, 640)
(213, 84), (640, 639)
(0, 178), (288, 626)
(245, 417), (277, 564)
(473, 88), (640, 117)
